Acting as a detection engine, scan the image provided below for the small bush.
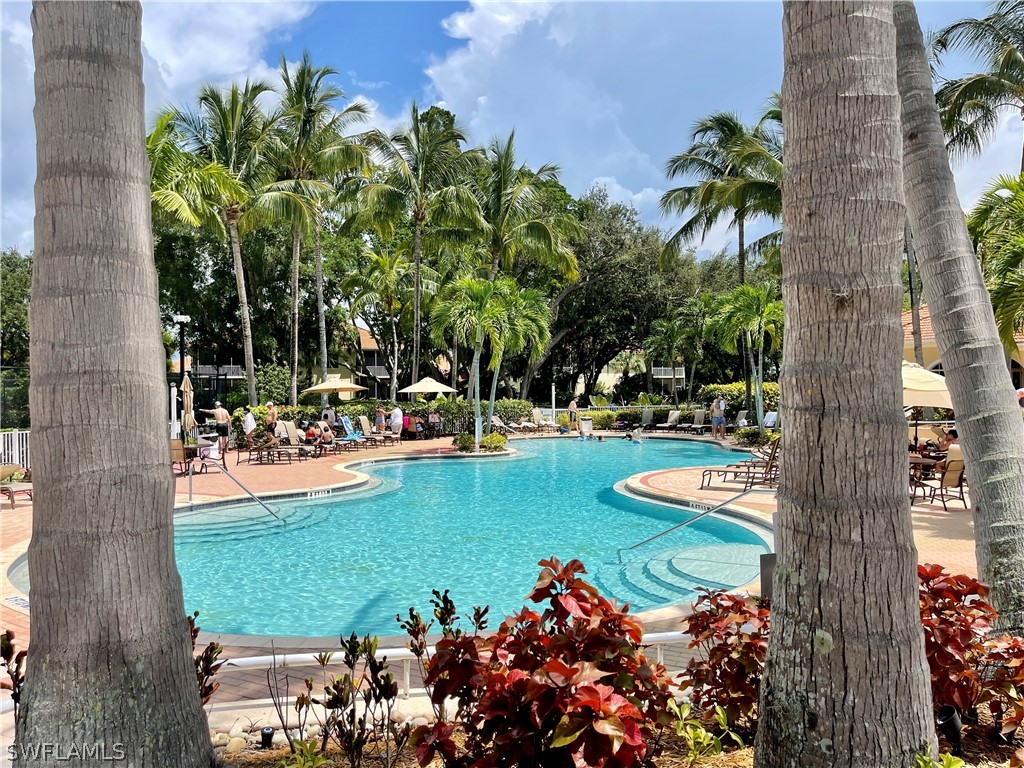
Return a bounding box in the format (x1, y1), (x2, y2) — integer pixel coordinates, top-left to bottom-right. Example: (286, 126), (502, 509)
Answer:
(733, 428), (776, 447)
(479, 432), (507, 452)
(696, 382), (780, 414)
(399, 558), (672, 768)
(556, 412), (570, 428)
(188, 612), (226, 706)
(451, 433), (475, 452)
(587, 409), (617, 430)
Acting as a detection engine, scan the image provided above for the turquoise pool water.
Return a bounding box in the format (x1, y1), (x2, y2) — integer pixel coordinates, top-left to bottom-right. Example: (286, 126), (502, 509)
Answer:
(171, 439), (770, 637)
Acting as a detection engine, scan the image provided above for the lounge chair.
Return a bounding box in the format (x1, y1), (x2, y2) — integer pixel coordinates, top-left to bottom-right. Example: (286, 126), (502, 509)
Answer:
(0, 465), (31, 509)
(762, 411), (779, 429)
(279, 421), (312, 460)
(654, 410), (681, 431)
(335, 417), (370, 450)
(702, 438), (780, 488)
(490, 415), (522, 435)
(358, 415), (398, 446)
(532, 408), (558, 432)
(678, 409), (707, 435)
(640, 408), (655, 430)
(726, 410), (749, 433)
(250, 435), (293, 464)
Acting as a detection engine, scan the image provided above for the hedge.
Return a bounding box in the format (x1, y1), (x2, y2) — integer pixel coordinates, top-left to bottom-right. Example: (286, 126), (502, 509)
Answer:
(696, 382), (780, 414)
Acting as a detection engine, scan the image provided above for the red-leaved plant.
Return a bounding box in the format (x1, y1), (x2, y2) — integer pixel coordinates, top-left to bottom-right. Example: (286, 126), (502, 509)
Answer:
(398, 558), (673, 768)
(680, 566), (1024, 739)
(678, 589), (769, 733)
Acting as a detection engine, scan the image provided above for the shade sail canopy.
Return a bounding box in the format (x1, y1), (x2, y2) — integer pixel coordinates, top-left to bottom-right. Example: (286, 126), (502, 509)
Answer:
(398, 376), (458, 394)
(180, 373), (197, 432)
(301, 377), (368, 395)
(902, 360), (953, 409)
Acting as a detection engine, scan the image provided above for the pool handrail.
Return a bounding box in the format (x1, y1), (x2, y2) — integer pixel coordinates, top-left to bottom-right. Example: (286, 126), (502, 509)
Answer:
(194, 458), (283, 523)
(617, 487), (776, 563)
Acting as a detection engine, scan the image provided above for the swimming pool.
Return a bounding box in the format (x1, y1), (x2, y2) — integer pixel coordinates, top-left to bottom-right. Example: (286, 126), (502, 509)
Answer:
(169, 439), (769, 637)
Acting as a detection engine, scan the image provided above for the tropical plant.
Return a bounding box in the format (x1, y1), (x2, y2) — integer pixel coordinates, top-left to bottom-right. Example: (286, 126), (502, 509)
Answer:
(398, 558), (672, 768)
(484, 281), (551, 432)
(23, 3), (213, 761)
(899, 1), (1024, 633)
(166, 79), (282, 406)
(708, 283), (782, 432)
(967, 174), (1024, 349)
(430, 278), (507, 449)
(931, 0), (1024, 170)
(354, 104), (483, 387)
(343, 245), (421, 402)
(644, 311), (687, 405)
(273, 52), (370, 405)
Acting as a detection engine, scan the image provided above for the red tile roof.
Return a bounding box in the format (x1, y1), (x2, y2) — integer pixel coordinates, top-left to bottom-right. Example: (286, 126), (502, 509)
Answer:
(357, 326), (378, 351)
(903, 304), (1024, 344)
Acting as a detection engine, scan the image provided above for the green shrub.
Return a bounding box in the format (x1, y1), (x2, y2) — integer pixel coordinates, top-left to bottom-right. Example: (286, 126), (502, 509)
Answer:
(480, 432), (508, 452)
(452, 433), (475, 452)
(492, 398), (533, 424)
(555, 413), (569, 428)
(587, 410), (616, 430)
(733, 427), (777, 447)
(697, 382), (780, 413)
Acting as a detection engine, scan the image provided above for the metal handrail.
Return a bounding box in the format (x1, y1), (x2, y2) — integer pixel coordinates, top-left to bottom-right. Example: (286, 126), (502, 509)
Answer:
(617, 487), (776, 563)
(194, 458), (283, 522)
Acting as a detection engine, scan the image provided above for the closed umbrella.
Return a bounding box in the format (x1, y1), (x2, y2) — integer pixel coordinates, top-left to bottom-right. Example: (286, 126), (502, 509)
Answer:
(398, 376), (457, 395)
(181, 373), (197, 433)
(301, 376), (368, 395)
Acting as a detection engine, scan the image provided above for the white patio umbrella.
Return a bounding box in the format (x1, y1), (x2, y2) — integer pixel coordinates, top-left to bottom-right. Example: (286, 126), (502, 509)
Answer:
(902, 360), (952, 409)
(180, 373), (197, 432)
(398, 376), (457, 395)
(301, 376), (368, 395)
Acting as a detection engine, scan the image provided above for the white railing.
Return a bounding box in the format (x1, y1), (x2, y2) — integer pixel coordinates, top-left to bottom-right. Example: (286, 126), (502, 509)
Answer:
(223, 630), (691, 699)
(650, 367), (686, 380)
(0, 429), (31, 469)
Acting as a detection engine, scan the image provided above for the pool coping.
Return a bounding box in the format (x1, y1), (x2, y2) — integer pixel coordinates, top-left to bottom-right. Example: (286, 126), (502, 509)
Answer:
(3, 436), (763, 648)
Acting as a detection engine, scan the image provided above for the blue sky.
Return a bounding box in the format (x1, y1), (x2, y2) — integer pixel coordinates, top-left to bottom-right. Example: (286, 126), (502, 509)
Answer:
(2, 1), (1018, 256)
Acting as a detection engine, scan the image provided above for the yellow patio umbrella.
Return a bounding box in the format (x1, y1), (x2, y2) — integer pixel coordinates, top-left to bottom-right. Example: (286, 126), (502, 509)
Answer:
(301, 376), (368, 395)
(180, 373), (197, 433)
(398, 376), (457, 395)
(902, 360), (953, 409)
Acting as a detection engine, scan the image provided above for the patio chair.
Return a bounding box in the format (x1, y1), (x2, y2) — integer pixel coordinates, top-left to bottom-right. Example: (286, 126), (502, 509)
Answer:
(170, 439), (189, 475)
(654, 410), (681, 431)
(359, 415), (397, 446)
(334, 417), (370, 450)
(726, 410), (749, 433)
(532, 408), (558, 432)
(678, 409), (707, 435)
(763, 411), (779, 429)
(704, 438), (781, 487)
(921, 459), (967, 511)
(0, 465), (32, 509)
(250, 435), (293, 464)
(279, 421), (312, 460)
(639, 408), (655, 430)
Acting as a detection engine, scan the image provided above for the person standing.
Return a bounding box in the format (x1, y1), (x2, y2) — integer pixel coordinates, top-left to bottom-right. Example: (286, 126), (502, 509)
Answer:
(266, 401), (278, 437)
(199, 400), (231, 460)
(390, 404), (404, 440)
(322, 404), (337, 428)
(710, 395), (727, 440)
(568, 397), (579, 433)
(242, 406), (257, 443)
(375, 406), (386, 434)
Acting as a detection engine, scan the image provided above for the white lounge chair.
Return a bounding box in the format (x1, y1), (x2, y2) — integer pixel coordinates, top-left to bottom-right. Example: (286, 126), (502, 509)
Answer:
(533, 408), (558, 432)
(654, 410), (681, 430)
(490, 415), (522, 434)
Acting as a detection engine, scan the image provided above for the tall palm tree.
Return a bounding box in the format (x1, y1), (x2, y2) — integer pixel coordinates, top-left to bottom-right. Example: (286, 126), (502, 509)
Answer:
(681, 294), (717, 402)
(932, 0), (1024, 170)
(472, 132), (579, 282)
(484, 280), (551, 432)
(644, 311), (687, 405)
(709, 283), (783, 432)
(274, 52), (370, 404)
(431, 278), (507, 448)
(166, 80), (281, 406)
(22, 2), (213, 761)
(354, 103), (483, 388)
(342, 245), (419, 402)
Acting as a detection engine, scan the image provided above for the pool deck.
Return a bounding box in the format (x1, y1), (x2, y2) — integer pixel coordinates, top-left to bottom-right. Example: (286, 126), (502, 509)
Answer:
(0, 430), (978, 721)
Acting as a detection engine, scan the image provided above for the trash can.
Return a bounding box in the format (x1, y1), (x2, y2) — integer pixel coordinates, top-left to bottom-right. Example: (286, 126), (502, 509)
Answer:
(580, 417), (593, 436)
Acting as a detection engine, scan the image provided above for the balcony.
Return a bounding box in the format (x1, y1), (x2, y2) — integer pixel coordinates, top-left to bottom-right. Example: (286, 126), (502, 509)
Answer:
(650, 367), (686, 379)
(365, 365), (391, 379)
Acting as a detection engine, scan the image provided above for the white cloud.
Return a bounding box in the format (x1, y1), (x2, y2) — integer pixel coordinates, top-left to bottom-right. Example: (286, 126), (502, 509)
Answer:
(952, 115), (1021, 209)
(0, 0), (317, 251)
(348, 71), (389, 91)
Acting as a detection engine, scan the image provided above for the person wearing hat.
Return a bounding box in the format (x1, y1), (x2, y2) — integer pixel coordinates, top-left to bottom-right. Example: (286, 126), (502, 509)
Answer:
(265, 401), (278, 437)
(199, 400), (231, 459)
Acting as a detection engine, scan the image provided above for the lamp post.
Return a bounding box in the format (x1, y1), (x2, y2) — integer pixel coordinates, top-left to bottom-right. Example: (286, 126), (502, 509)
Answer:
(172, 314), (191, 389)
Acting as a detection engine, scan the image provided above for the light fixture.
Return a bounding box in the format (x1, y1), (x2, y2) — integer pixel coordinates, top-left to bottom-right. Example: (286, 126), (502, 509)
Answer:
(936, 706), (963, 755)
(260, 726), (274, 749)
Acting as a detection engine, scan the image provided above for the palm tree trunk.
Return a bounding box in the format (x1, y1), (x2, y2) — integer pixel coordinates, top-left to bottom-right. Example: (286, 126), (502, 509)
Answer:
(451, 334), (459, 389)
(737, 214), (746, 285)
(227, 213), (258, 406)
(905, 218), (925, 366)
(897, 0), (1024, 633)
(747, 334), (763, 433)
(486, 352), (503, 434)
(670, 357), (678, 405)
(289, 223), (301, 406)
(755, 3), (936, 765)
(20, 3), (214, 763)
(412, 219), (423, 389)
(389, 315), (400, 402)
(688, 360), (697, 402)
(472, 344), (482, 448)
(314, 222), (329, 409)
